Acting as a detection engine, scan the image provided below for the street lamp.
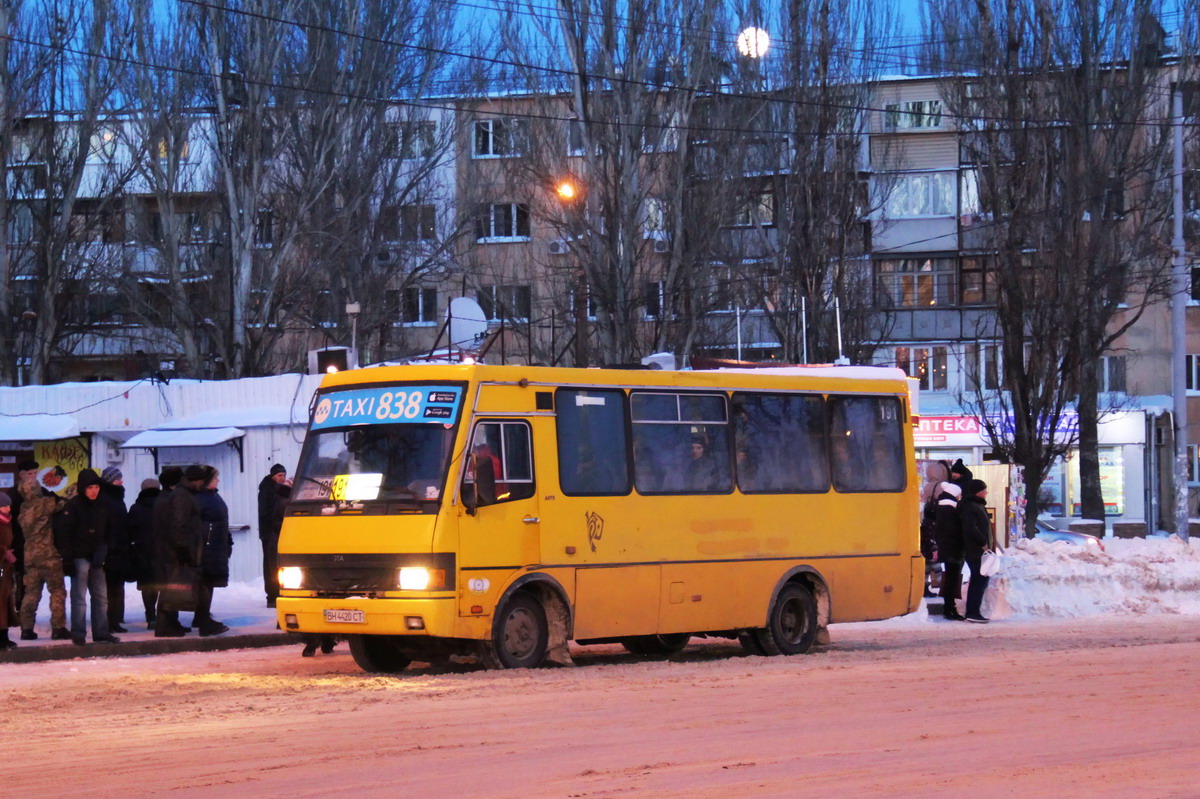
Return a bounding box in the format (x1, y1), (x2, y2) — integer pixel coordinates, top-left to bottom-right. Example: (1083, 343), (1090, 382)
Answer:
(736, 26), (770, 59)
(345, 301), (360, 357)
(554, 175), (588, 367)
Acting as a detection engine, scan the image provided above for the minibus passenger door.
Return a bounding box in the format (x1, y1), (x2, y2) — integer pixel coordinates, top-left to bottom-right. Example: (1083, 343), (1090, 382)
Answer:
(457, 419), (541, 573)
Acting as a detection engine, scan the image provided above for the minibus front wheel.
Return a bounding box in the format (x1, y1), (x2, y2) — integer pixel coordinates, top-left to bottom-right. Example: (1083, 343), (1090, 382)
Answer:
(348, 634), (413, 674)
(480, 592), (548, 669)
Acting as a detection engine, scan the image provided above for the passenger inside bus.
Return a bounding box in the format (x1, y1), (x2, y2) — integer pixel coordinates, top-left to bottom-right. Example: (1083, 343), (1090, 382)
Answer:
(684, 436), (720, 492)
(469, 442), (498, 506)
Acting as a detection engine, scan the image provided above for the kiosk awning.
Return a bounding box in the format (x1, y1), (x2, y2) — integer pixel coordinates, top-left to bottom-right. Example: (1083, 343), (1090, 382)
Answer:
(0, 414), (81, 443)
(121, 427), (246, 449)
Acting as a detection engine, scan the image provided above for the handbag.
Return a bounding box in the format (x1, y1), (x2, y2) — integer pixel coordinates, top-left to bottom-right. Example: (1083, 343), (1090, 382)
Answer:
(159, 561), (201, 612)
(979, 549), (1001, 577)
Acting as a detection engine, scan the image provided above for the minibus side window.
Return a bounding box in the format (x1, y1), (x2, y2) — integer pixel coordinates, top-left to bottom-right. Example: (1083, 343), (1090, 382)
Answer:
(631, 391), (732, 495)
(733, 393), (829, 493)
(463, 421), (536, 506)
(828, 396), (906, 493)
(556, 389), (631, 496)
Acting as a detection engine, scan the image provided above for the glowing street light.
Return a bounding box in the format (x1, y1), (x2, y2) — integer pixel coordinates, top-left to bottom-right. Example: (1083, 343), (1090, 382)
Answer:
(555, 179), (578, 201)
(736, 26), (770, 59)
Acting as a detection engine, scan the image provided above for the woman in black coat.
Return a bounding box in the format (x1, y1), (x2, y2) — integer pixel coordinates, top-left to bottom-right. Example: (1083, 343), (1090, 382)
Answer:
(193, 466), (231, 636)
(934, 481), (965, 620)
(127, 479), (161, 628)
(958, 478), (994, 623)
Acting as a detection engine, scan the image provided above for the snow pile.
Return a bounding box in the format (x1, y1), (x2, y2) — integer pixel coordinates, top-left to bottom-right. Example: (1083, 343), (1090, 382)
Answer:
(991, 536), (1200, 619)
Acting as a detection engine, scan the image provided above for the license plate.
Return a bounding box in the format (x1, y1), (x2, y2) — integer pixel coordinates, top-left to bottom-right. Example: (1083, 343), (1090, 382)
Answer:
(324, 609), (365, 624)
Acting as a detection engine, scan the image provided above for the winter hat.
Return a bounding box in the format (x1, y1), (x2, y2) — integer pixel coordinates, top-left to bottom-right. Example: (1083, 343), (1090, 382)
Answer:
(966, 478), (988, 497)
(77, 468), (102, 490)
(940, 482), (962, 499)
(184, 464), (208, 482)
(159, 466), (184, 489)
(950, 459), (967, 477)
(141, 477), (161, 491)
(101, 466), (123, 483)
(16, 459), (39, 473)
(269, 463), (287, 476)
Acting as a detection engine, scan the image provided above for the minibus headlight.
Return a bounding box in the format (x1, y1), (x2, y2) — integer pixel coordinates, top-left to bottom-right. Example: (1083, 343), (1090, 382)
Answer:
(278, 566), (304, 590)
(398, 567), (446, 591)
(399, 567), (430, 590)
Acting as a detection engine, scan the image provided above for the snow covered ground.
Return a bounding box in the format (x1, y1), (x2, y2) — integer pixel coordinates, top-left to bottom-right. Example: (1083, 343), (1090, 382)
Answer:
(7, 537), (1200, 798)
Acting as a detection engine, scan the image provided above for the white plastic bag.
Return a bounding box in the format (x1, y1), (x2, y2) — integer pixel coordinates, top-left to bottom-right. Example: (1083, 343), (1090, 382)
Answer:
(979, 549), (1001, 577)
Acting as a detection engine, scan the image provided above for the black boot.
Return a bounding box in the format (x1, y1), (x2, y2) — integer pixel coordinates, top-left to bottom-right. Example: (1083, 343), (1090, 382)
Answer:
(943, 604), (964, 621)
(20, 628), (38, 640)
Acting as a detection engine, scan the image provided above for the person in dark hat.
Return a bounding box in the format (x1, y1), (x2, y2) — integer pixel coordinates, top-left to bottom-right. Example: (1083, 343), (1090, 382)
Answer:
(958, 478), (994, 623)
(99, 466), (132, 633)
(127, 477), (161, 629)
(257, 463), (291, 608)
(949, 459), (974, 492)
(152, 467), (189, 636)
(160, 465), (227, 636)
(194, 465), (230, 636)
(53, 469), (120, 645)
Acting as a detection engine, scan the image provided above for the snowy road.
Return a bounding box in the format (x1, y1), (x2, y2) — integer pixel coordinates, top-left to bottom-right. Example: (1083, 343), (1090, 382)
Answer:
(6, 613), (1200, 798)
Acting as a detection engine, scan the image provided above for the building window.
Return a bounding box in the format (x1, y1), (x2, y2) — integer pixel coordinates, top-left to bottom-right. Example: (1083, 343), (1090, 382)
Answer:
(641, 111), (680, 152)
(398, 204), (435, 241)
(566, 118), (586, 156)
(960, 256), (996, 304)
(156, 132), (190, 164)
(884, 172), (956, 218)
(1187, 355), (1200, 393)
(644, 280), (677, 320)
(729, 191), (775, 227)
(896, 346), (948, 392)
(475, 202), (530, 241)
(255, 209), (274, 248)
(401, 286), (437, 325)
(643, 197), (667, 238)
(473, 118), (527, 158)
(1100, 355), (1126, 393)
(88, 124), (119, 161)
(392, 120), (435, 160)
(964, 342), (1001, 392)
(1188, 445), (1199, 484)
(478, 284), (531, 321)
(876, 257), (956, 307)
(885, 100), (943, 130)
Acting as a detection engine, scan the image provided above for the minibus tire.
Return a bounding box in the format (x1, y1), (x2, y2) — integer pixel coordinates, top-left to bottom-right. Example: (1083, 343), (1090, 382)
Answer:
(621, 633), (691, 655)
(755, 583), (818, 656)
(348, 634), (413, 673)
(483, 592), (548, 669)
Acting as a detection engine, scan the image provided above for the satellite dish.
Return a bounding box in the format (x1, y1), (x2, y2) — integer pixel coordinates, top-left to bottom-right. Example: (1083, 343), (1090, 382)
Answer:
(447, 297), (489, 352)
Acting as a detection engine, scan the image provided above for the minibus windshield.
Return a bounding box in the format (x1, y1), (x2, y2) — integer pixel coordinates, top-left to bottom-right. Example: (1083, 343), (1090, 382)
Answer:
(292, 384), (464, 503)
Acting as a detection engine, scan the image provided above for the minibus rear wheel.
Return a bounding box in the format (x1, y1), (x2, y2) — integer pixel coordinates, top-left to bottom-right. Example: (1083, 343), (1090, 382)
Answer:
(621, 633), (691, 656)
(755, 582), (818, 656)
(481, 592), (548, 669)
(348, 634), (413, 673)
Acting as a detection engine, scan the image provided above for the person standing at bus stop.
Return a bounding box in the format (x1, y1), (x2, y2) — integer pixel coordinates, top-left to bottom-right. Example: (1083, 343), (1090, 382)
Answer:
(934, 482), (965, 620)
(959, 479), (993, 624)
(258, 464), (290, 608)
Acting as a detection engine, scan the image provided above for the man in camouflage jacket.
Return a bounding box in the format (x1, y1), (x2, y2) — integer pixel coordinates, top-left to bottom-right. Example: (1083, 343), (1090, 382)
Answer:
(17, 477), (71, 640)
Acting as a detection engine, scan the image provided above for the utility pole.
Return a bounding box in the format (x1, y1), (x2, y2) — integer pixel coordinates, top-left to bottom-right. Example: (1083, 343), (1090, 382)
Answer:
(1171, 84), (1189, 541)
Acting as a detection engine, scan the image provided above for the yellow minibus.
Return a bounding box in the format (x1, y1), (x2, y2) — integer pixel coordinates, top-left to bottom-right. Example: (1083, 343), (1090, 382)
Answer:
(277, 363), (922, 672)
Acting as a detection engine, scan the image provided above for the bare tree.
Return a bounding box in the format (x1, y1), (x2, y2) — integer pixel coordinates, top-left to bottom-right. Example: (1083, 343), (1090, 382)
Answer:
(927, 0), (1177, 533)
(490, 0), (735, 366)
(0, 0), (54, 385)
(9, 0), (134, 384)
(730, 0), (896, 365)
